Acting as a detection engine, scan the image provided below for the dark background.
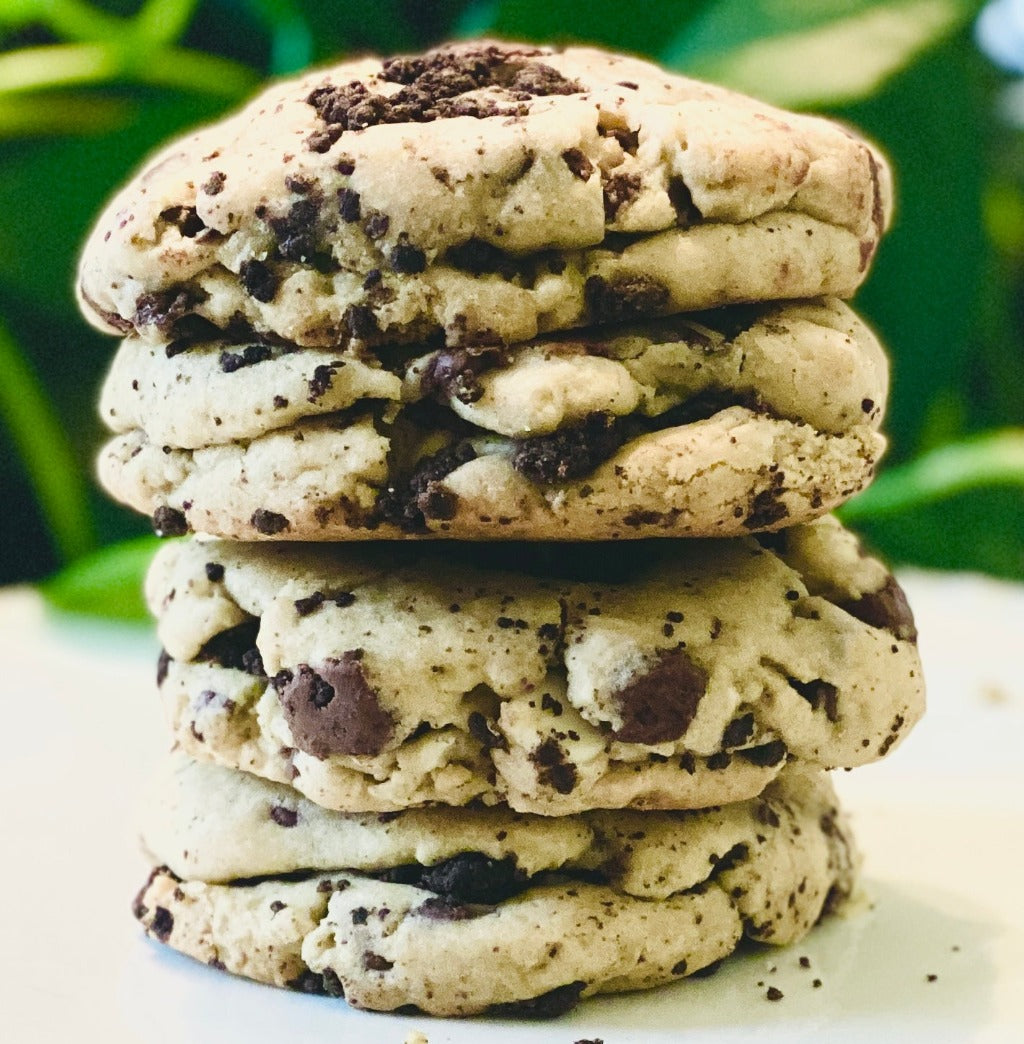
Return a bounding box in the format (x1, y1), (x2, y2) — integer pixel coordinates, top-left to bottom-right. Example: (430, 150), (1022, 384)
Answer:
(2, 0), (1022, 615)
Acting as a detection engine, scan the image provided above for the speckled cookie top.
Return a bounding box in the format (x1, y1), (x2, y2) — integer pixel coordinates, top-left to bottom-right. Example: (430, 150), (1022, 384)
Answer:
(78, 40), (891, 349)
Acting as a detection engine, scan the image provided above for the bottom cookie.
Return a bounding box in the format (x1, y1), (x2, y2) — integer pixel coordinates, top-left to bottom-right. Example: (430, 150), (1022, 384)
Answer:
(134, 759), (857, 1017)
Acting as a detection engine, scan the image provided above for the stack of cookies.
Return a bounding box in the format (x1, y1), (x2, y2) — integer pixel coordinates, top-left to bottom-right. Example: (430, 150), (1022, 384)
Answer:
(79, 41), (925, 1017)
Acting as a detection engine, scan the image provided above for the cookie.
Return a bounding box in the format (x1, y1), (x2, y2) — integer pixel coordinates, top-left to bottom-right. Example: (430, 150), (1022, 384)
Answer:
(79, 41), (890, 351)
(135, 756), (858, 1016)
(98, 298), (887, 540)
(148, 516), (923, 815)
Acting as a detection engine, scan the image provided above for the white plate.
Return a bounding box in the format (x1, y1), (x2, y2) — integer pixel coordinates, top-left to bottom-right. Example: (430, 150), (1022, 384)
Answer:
(2, 571), (1022, 1043)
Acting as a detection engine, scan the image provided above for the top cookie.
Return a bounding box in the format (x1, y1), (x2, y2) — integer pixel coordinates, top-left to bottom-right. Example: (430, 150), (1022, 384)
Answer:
(78, 41), (891, 351)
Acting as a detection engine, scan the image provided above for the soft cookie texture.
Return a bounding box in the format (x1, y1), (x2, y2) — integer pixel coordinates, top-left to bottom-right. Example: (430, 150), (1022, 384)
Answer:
(147, 516), (923, 815)
(98, 298), (887, 540)
(79, 41), (890, 351)
(134, 756), (858, 1017)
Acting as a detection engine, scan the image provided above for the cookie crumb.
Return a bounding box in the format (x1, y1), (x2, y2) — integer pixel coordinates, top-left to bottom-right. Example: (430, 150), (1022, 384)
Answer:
(404, 1032), (429, 1044)
(766, 986), (784, 1001)
(926, 973), (938, 983)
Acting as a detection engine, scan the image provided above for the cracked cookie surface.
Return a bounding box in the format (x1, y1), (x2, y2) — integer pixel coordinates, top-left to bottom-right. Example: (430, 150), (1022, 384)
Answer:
(79, 41), (891, 351)
(135, 756), (858, 1017)
(147, 516), (923, 814)
(98, 298), (887, 539)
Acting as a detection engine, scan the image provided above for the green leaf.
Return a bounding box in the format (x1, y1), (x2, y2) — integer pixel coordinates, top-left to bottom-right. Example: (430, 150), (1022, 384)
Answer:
(0, 92), (129, 136)
(840, 429), (1024, 521)
(664, 0), (981, 107)
(0, 316), (96, 562)
(43, 535), (161, 620)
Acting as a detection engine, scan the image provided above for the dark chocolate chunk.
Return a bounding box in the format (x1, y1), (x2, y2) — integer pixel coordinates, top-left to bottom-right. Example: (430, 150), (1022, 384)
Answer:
(530, 737), (577, 794)
(389, 237), (426, 274)
(421, 345), (504, 405)
(789, 678), (840, 723)
(268, 199), (319, 262)
(135, 287), (207, 333)
(445, 237), (515, 276)
(160, 205), (205, 238)
(269, 805), (298, 827)
(337, 187), (361, 222)
(219, 343), (272, 373)
(837, 576), (917, 642)
(766, 986), (784, 1001)
(363, 953), (393, 972)
(381, 852), (527, 905)
(307, 364), (338, 401)
(584, 274), (670, 324)
(156, 649), (171, 687)
(251, 509), (290, 535)
(710, 842), (749, 874)
(722, 712), (756, 748)
(239, 259), (279, 303)
(152, 505), (188, 537)
(195, 618), (260, 672)
(603, 172), (642, 220)
(287, 967), (345, 996)
(561, 147), (594, 180)
(415, 895), (491, 921)
(201, 171), (226, 195)
(511, 412), (622, 484)
(743, 473), (789, 531)
(204, 562), (225, 583)
(374, 441), (476, 533)
(467, 710), (508, 751)
(611, 647), (708, 744)
(489, 980), (587, 1019)
(343, 304), (379, 341)
(277, 653), (394, 758)
(150, 906), (174, 941)
(668, 176), (703, 226)
(738, 741), (787, 767)
(294, 591), (326, 616)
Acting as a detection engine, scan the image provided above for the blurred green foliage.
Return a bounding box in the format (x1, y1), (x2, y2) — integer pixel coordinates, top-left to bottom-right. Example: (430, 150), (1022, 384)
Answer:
(1, 0), (1021, 617)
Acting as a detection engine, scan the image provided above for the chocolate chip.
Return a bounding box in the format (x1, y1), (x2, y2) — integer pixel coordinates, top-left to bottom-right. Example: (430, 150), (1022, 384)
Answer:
(251, 509), (290, 535)
(160, 205), (205, 238)
(511, 412), (622, 484)
(743, 474), (790, 531)
(287, 968), (345, 997)
(611, 647), (708, 744)
(135, 287), (206, 333)
(156, 649), (171, 687)
(381, 852), (526, 904)
(710, 842), (748, 874)
(603, 172), (641, 220)
(722, 713), (756, 748)
(766, 986), (784, 1001)
(584, 274), (670, 324)
(489, 980), (587, 1019)
(343, 304), (379, 340)
(672, 960), (688, 975)
(415, 896), (490, 921)
(738, 741), (787, 767)
(201, 171), (226, 195)
(363, 212), (390, 239)
(337, 187), (361, 222)
(195, 618), (260, 672)
(204, 562), (225, 583)
(152, 506), (188, 537)
(445, 237), (514, 276)
(294, 592), (325, 616)
(150, 906), (174, 941)
(269, 805), (298, 827)
(837, 576), (917, 642)
(789, 678), (840, 722)
(268, 199), (319, 262)
(530, 737), (577, 794)
(363, 953), (393, 971)
(561, 147), (594, 180)
(467, 711), (508, 752)
(389, 237), (426, 274)
(307, 364), (338, 402)
(375, 441), (476, 533)
(219, 343), (272, 372)
(239, 259), (279, 302)
(668, 176), (703, 226)
(421, 346), (503, 405)
(278, 653), (394, 758)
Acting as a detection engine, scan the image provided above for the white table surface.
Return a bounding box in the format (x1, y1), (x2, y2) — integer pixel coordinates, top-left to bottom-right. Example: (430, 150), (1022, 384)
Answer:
(1, 570), (1022, 1044)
